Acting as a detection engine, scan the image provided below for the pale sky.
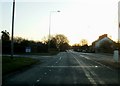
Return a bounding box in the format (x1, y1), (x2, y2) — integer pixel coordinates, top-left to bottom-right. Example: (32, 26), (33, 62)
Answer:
(0, 0), (119, 45)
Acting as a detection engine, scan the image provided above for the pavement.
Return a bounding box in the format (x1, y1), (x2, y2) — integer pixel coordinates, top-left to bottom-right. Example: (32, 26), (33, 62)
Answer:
(2, 50), (120, 86)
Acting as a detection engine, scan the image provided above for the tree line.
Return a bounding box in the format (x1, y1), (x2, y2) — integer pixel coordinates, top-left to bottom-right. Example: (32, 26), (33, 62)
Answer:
(72, 39), (120, 54)
(1, 30), (120, 54)
(1, 30), (70, 54)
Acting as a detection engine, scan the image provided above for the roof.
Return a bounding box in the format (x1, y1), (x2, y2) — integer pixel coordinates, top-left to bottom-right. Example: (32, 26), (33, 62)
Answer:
(92, 34), (115, 46)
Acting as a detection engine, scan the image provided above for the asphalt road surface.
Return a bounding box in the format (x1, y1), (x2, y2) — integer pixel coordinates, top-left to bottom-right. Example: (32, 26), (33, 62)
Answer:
(2, 50), (120, 86)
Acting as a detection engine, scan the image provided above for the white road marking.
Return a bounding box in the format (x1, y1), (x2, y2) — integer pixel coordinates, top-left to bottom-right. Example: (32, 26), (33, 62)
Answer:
(81, 55), (113, 70)
(90, 71), (105, 85)
(93, 60), (113, 70)
(44, 72), (47, 75)
(73, 53), (106, 85)
(40, 66), (100, 68)
(80, 55), (90, 60)
(95, 66), (98, 68)
(72, 54), (97, 85)
(54, 57), (62, 65)
(58, 57), (62, 62)
(59, 57), (62, 60)
(36, 80), (40, 82)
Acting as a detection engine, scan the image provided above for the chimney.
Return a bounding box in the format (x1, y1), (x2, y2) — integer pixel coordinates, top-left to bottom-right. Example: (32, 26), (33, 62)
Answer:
(99, 34), (107, 39)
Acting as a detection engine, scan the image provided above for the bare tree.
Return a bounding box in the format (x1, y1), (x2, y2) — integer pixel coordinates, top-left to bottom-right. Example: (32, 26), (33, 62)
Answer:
(80, 39), (88, 46)
(54, 34), (69, 51)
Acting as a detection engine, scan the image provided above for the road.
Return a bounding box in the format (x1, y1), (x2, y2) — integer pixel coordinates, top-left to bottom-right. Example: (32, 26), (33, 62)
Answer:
(2, 50), (120, 86)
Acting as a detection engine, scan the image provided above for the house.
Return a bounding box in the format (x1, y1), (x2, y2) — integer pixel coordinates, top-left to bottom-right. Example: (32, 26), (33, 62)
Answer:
(92, 34), (116, 53)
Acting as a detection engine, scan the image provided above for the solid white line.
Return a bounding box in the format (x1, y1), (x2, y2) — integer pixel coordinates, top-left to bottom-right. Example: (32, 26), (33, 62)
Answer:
(80, 55), (113, 70)
(54, 57), (62, 64)
(40, 66), (100, 68)
(72, 54), (97, 85)
(90, 71), (105, 85)
(79, 54), (106, 85)
(36, 80), (40, 82)
(59, 57), (62, 60)
(93, 60), (113, 70)
(44, 72), (47, 75)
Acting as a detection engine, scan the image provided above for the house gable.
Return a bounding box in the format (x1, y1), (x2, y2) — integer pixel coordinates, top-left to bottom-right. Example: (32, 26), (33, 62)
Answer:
(92, 34), (115, 48)
(95, 37), (114, 48)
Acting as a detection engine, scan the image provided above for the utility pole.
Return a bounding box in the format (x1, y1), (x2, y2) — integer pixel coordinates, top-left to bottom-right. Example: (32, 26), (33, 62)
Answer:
(11, 0), (15, 59)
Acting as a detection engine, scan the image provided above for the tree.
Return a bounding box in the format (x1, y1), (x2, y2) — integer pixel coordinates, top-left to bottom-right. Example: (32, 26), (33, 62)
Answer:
(14, 37), (25, 43)
(54, 34), (69, 51)
(1, 30), (11, 54)
(41, 36), (49, 44)
(80, 39), (88, 46)
(1, 30), (10, 41)
(80, 44), (89, 52)
(49, 37), (57, 49)
(72, 44), (80, 52)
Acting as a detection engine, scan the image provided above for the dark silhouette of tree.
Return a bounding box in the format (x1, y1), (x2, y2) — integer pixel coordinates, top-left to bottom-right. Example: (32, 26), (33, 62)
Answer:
(14, 37), (25, 43)
(72, 44), (80, 52)
(1, 31), (70, 54)
(54, 34), (69, 51)
(13, 37), (48, 54)
(13, 37), (29, 53)
(80, 44), (89, 52)
(49, 37), (57, 49)
(1, 30), (10, 41)
(59, 43), (70, 51)
(1, 30), (11, 54)
(41, 36), (48, 44)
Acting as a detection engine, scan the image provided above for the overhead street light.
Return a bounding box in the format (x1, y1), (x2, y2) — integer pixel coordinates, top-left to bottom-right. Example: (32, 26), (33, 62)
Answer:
(48, 10), (60, 51)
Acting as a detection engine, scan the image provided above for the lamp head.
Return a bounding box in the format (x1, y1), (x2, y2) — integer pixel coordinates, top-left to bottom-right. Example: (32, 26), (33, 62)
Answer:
(57, 10), (60, 12)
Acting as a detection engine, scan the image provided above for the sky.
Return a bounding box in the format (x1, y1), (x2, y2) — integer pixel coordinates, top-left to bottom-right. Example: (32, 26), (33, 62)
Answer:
(0, 0), (119, 45)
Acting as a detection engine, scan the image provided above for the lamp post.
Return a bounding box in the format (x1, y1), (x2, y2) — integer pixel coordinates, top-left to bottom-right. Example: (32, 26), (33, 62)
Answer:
(48, 10), (60, 51)
(11, 0), (15, 59)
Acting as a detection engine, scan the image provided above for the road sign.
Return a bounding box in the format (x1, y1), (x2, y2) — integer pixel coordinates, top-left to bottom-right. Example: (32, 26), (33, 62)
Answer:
(25, 47), (31, 53)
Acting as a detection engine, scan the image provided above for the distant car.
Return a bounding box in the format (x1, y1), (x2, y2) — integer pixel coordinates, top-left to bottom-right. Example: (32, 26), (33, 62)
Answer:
(82, 50), (86, 53)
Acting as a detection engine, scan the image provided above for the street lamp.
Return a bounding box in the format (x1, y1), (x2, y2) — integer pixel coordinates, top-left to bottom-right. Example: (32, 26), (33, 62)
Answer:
(48, 10), (60, 51)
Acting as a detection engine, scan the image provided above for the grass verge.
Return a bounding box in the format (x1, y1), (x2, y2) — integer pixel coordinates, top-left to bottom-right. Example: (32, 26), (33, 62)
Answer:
(2, 56), (39, 75)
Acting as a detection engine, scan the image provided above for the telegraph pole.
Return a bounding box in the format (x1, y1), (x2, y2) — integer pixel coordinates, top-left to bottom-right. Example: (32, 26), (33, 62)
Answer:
(11, 0), (15, 59)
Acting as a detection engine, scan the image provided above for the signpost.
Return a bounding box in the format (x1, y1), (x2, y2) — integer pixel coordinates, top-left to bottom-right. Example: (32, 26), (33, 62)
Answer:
(25, 47), (31, 53)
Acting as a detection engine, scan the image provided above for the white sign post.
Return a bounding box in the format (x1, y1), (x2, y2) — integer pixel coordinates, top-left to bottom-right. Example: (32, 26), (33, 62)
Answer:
(113, 50), (119, 63)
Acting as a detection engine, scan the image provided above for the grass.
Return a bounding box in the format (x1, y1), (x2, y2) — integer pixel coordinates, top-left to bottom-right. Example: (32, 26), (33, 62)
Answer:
(2, 56), (39, 75)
